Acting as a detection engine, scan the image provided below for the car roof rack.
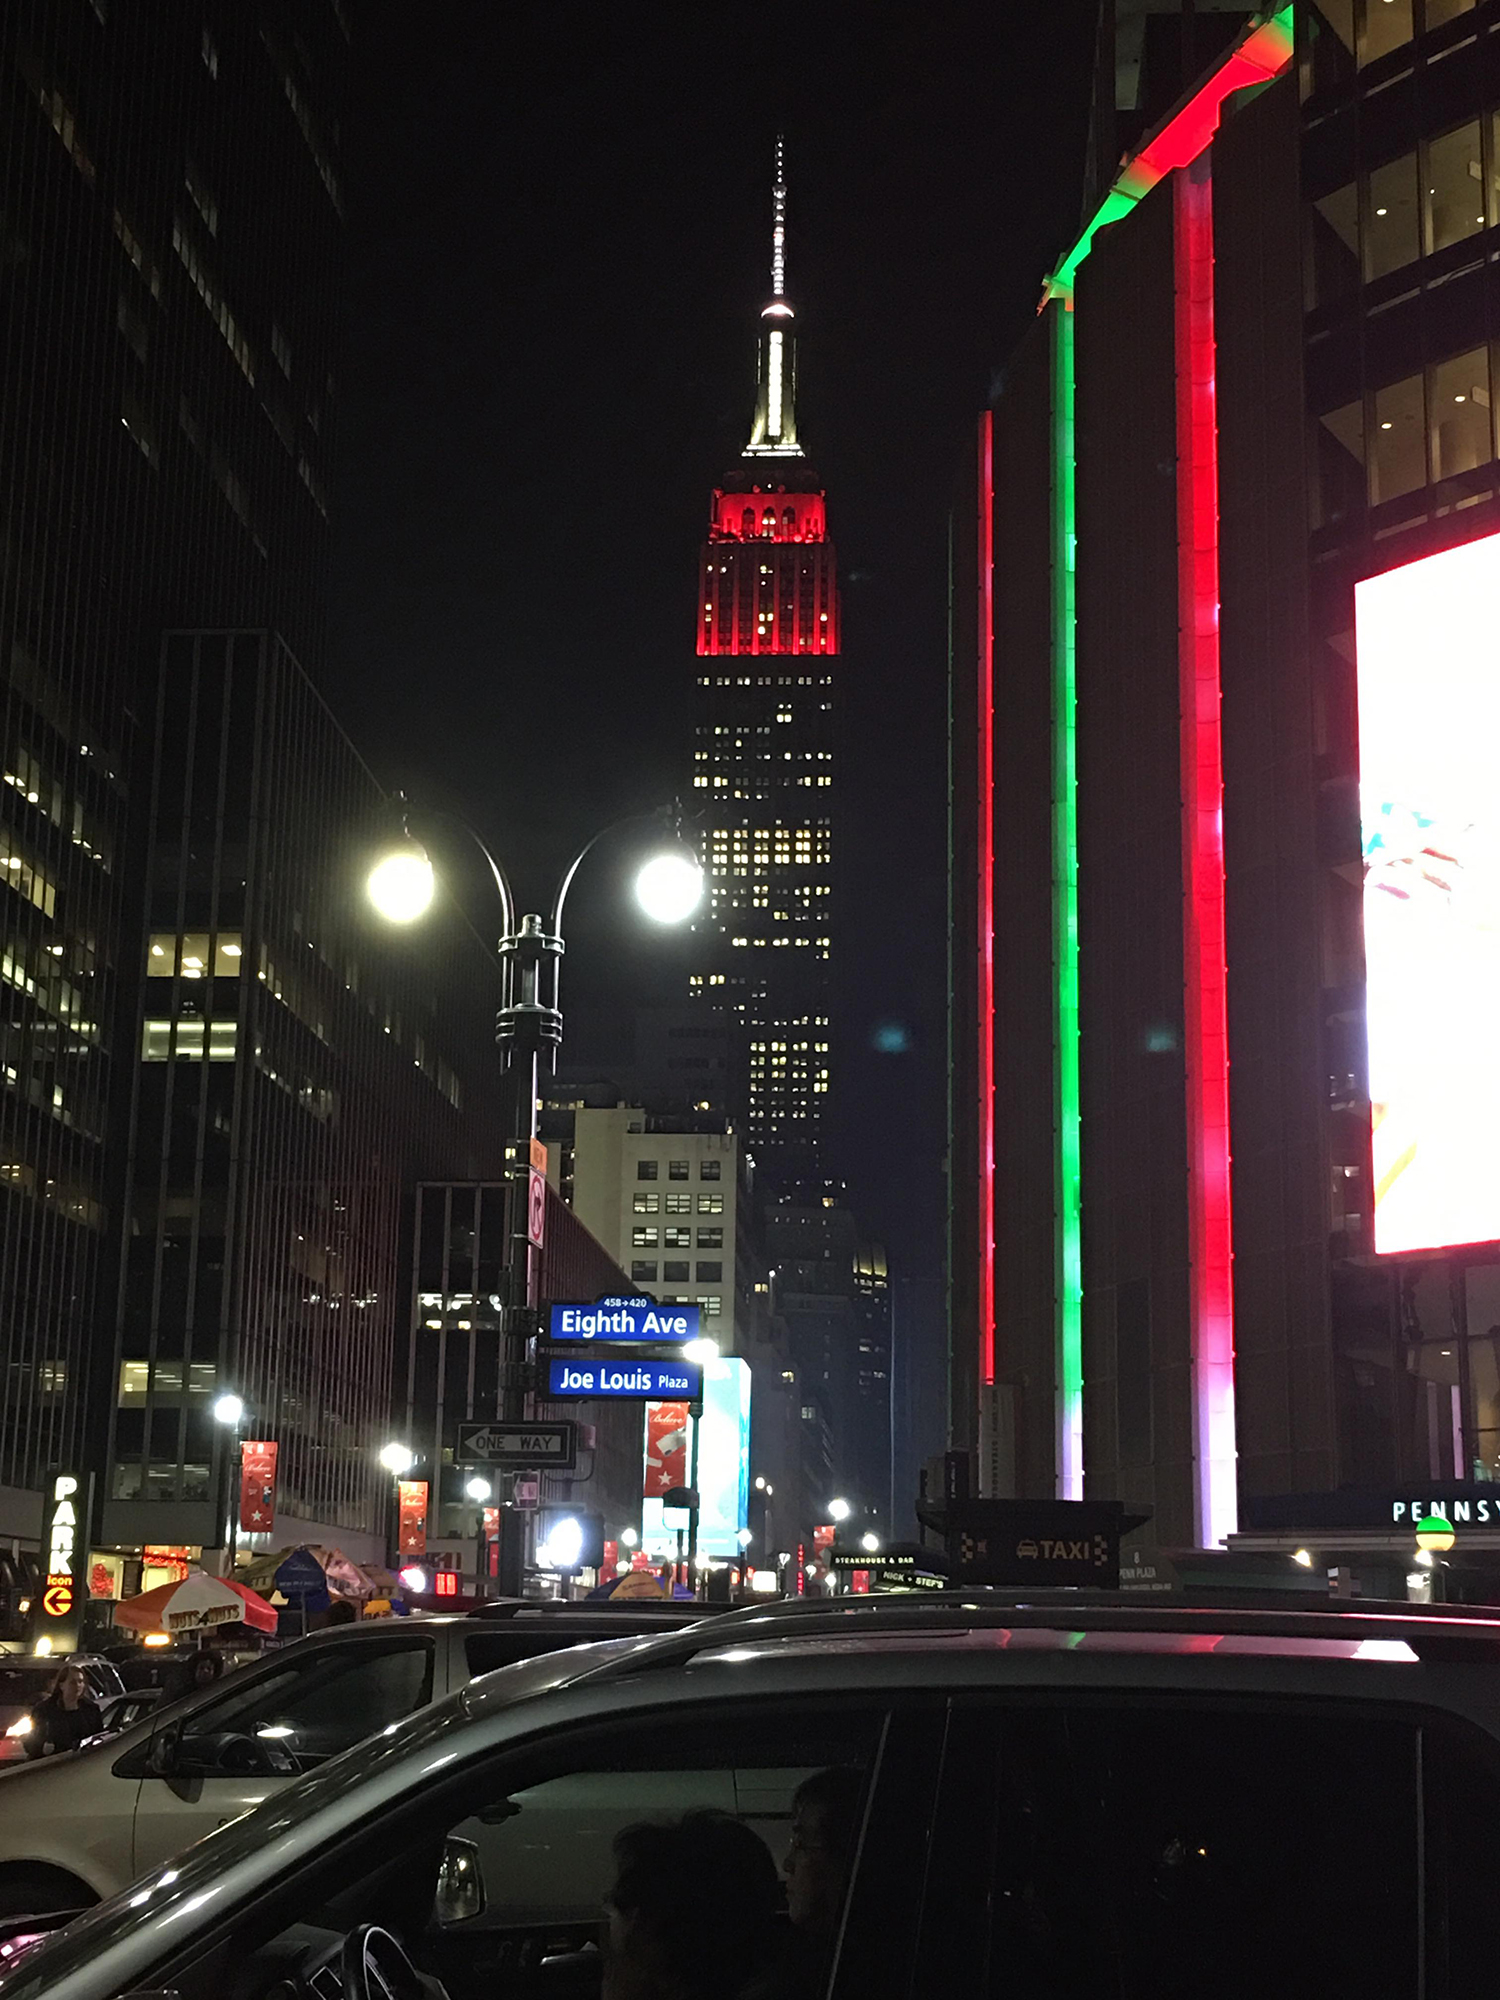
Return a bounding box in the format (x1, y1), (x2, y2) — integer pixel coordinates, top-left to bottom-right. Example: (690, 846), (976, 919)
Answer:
(574, 1586), (1500, 1679)
(465, 1598), (711, 1621)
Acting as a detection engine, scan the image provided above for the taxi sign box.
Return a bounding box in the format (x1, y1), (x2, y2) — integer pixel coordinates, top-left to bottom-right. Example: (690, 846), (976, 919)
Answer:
(946, 1498), (1141, 1589)
(548, 1357), (703, 1402)
(549, 1297), (700, 1343)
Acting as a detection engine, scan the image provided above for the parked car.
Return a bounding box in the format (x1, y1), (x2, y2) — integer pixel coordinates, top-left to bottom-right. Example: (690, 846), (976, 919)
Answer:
(4, 1593), (1500, 1999)
(0, 1660), (126, 1768)
(0, 1601), (705, 1914)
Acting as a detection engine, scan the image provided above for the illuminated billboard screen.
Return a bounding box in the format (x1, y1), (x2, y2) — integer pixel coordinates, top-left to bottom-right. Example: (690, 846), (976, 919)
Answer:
(641, 1356), (751, 1559)
(1356, 530), (1500, 1254)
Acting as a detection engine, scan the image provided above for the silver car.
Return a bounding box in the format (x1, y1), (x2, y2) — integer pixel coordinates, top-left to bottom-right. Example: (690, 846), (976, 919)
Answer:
(3, 1593), (1500, 1999)
(0, 1604), (701, 1916)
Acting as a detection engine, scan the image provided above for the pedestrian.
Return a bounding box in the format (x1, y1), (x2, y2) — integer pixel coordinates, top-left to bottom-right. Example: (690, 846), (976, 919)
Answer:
(161, 1647), (223, 1704)
(24, 1663), (103, 1759)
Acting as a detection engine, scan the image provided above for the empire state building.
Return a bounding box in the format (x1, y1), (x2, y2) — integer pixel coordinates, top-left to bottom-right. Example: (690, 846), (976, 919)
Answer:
(690, 140), (839, 1193)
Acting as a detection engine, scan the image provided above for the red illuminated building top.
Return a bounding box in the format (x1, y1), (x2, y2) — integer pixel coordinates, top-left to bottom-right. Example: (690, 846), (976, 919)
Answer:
(697, 139), (839, 658)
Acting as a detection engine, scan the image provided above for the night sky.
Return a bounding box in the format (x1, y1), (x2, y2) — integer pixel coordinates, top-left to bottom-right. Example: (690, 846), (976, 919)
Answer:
(326, 4), (1099, 1446)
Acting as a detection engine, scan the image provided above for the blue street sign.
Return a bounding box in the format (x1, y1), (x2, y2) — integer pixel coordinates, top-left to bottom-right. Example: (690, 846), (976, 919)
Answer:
(549, 1297), (701, 1343)
(547, 1356), (704, 1402)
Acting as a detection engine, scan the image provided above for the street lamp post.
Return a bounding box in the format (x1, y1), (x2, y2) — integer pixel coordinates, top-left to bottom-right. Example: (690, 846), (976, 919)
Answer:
(466, 1476), (493, 1588)
(367, 804), (700, 1587)
(212, 1394), (246, 1581)
(368, 805), (701, 1396)
(378, 1442), (416, 1569)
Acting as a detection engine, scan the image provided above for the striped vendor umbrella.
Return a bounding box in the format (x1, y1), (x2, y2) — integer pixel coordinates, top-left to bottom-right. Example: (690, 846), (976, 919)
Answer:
(115, 1566), (278, 1635)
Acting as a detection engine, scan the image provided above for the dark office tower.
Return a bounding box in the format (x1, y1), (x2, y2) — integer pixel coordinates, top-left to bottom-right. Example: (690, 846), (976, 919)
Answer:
(691, 140), (840, 1194)
(106, 633), (502, 1558)
(0, 3), (347, 1542)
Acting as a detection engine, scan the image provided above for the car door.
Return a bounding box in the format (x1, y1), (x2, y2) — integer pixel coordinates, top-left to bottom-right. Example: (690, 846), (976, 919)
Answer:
(910, 1692), (1427, 1999)
(129, 1633), (436, 1876)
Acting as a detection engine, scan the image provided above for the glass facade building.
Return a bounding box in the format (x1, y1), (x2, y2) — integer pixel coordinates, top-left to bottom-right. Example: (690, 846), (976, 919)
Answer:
(0, 1), (348, 1542)
(1302, 0), (1500, 1499)
(105, 632), (504, 1555)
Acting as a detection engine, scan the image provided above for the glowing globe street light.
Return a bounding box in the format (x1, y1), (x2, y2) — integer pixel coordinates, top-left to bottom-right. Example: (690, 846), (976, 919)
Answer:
(634, 851), (703, 925)
(379, 1442), (416, 1477)
(213, 1394), (245, 1427)
(828, 1496), (852, 1523)
(366, 840), (436, 924)
(1415, 1513), (1455, 1553)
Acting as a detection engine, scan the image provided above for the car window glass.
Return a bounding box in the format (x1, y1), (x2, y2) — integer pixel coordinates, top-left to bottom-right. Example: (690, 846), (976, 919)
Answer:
(171, 1640), (433, 1777)
(462, 1630), (629, 1676)
(1424, 1713), (1500, 1989)
(393, 1703), (884, 2000)
(917, 1698), (1420, 1998)
(0, 1666), (55, 1707)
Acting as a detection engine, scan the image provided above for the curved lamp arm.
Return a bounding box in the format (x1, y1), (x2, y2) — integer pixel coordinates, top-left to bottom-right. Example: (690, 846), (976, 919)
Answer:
(550, 804), (697, 939)
(398, 799), (517, 942)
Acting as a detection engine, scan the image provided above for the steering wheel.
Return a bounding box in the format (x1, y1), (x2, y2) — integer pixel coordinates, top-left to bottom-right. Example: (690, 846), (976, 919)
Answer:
(340, 1925), (425, 2000)
(213, 1732), (286, 1777)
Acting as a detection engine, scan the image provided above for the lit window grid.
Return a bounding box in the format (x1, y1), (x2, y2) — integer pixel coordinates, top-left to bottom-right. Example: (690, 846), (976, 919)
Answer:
(696, 539), (839, 657)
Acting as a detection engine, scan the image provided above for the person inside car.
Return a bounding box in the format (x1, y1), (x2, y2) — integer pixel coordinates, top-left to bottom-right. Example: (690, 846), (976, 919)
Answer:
(746, 1767), (866, 2000)
(160, 1648), (223, 1704)
(602, 1811), (781, 2000)
(24, 1663), (104, 1759)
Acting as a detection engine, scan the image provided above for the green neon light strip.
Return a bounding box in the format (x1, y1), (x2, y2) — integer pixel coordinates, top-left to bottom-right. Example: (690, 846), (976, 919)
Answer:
(1051, 301), (1084, 1499)
(1034, 0), (1293, 1499)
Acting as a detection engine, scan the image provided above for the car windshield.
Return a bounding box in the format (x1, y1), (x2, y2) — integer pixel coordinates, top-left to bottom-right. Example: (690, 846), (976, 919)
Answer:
(0, 1640), (645, 2000)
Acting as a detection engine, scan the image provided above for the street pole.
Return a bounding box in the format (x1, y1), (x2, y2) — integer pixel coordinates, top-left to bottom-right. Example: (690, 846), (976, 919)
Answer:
(226, 1436), (242, 1580)
(686, 1397), (703, 1597)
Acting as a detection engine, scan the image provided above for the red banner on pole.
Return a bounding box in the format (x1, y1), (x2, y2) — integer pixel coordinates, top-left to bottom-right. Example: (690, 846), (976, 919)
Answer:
(239, 1440), (278, 1534)
(398, 1481), (428, 1556)
(643, 1402), (691, 1499)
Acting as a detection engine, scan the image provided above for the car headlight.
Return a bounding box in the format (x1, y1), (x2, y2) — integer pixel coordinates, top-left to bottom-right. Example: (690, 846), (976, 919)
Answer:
(4, 1717), (33, 1738)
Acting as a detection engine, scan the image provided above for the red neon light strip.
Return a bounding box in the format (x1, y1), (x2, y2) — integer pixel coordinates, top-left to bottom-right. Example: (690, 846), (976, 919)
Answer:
(1045, 7), (1293, 306)
(1173, 160), (1237, 1547)
(977, 412), (996, 1387)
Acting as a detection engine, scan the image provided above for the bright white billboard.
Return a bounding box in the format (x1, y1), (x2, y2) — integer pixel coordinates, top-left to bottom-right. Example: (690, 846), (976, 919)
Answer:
(641, 1355), (751, 1559)
(1356, 531), (1500, 1254)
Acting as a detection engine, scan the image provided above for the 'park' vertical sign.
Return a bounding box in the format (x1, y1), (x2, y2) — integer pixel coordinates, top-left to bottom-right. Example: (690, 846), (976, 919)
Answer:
(37, 1469), (93, 1654)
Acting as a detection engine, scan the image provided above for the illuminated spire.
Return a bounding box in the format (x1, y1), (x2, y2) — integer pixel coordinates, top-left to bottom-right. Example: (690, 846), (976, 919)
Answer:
(770, 133), (787, 302)
(746, 134), (801, 457)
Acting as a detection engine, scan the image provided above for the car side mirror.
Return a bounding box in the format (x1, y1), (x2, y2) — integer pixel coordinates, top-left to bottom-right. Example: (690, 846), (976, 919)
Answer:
(146, 1724), (180, 1778)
